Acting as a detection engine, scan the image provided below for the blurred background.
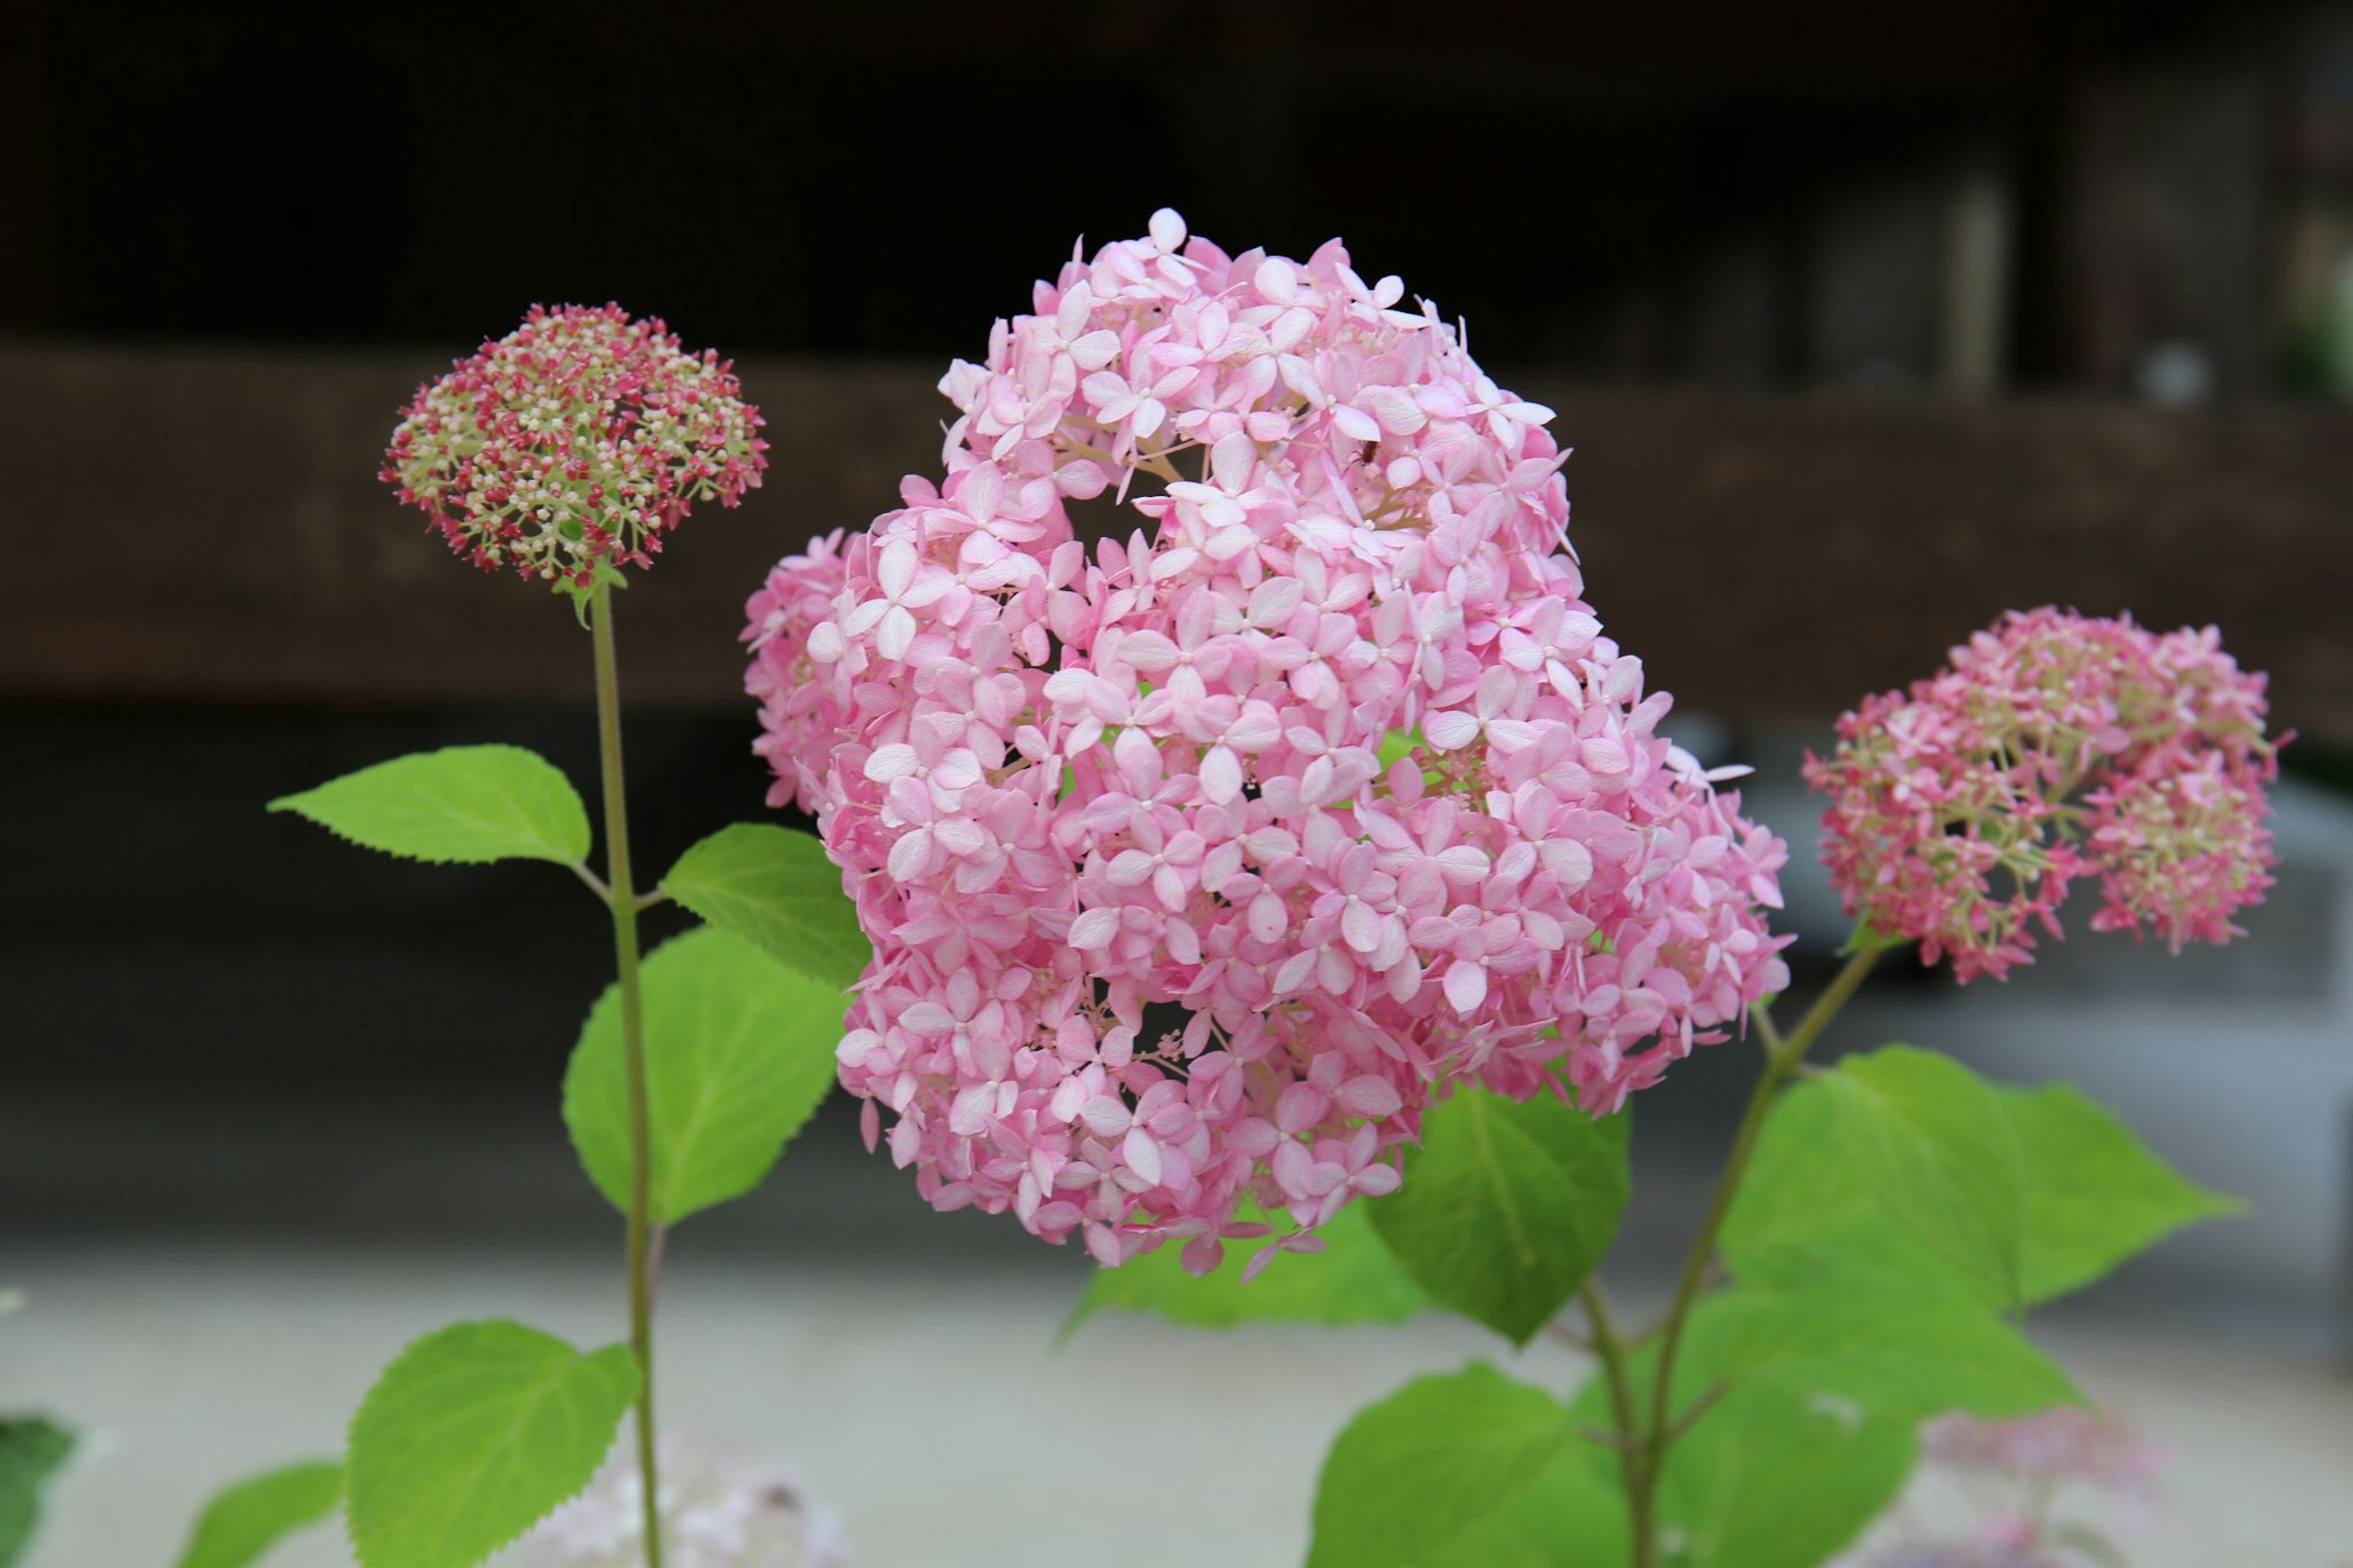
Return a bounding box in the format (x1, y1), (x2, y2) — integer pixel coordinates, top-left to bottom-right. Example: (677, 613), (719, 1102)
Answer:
(4, 1), (2352, 1563)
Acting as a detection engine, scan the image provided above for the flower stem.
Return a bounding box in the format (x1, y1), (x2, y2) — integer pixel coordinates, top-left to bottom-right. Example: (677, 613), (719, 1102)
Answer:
(1578, 1280), (1648, 1550)
(1627, 945), (1884, 1566)
(590, 582), (664, 1568)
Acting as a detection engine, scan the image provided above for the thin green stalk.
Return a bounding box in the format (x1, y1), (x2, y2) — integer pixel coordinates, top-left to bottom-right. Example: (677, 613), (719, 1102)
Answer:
(1578, 1280), (1648, 1551)
(591, 583), (664, 1568)
(1626, 945), (1885, 1567)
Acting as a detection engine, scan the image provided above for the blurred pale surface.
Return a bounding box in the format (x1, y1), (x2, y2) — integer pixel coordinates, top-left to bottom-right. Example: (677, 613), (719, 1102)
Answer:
(5, 1249), (2347, 1567)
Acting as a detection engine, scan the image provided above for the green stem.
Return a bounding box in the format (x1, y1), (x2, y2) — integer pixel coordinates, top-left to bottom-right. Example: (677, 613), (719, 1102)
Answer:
(591, 583), (664, 1568)
(1578, 1280), (1648, 1551)
(1627, 945), (1884, 1567)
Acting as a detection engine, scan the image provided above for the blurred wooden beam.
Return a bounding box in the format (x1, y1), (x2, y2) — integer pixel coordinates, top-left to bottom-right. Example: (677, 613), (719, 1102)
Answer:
(4, 345), (2348, 738)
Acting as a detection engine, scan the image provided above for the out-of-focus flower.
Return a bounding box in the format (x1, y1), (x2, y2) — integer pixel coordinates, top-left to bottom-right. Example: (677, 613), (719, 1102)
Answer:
(745, 210), (1790, 1271)
(1838, 1409), (2161, 1568)
(384, 303), (767, 589)
(525, 1436), (846, 1568)
(1806, 608), (2281, 982)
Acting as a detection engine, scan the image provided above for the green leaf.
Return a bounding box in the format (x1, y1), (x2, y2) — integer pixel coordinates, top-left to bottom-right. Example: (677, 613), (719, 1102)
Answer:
(1724, 1079), (2002, 1309)
(661, 824), (868, 990)
(176, 1460), (343, 1568)
(564, 926), (846, 1226)
(269, 746), (591, 866)
(1308, 1363), (1577, 1568)
(1816, 1046), (2026, 1307)
(345, 1320), (638, 1568)
(1369, 1086), (1629, 1345)
(1656, 1382), (1915, 1568)
(0, 1417), (74, 1568)
(1711, 1276), (2080, 1422)
(1063, 1198), (1427, 1335)
(1993, 1081), (2241, 1303)
(1427, 1448), (1629, 1568)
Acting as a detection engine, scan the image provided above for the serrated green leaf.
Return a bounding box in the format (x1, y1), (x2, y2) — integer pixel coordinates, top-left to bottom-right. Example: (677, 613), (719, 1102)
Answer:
(1369, 1086), (1629, 1346)
(269, 746), (591, 866)
(564, 926), (846, 1226)
(176, 1459), (343, 1568)
(0, 1417), (74, 1568)
(1657, 1382), (1915, 1568)
(661, 824), (867, 990)
(1994, 1081), (2241, 1303)
(1063, 1197), (1427, 1335)
(1817, 1046), (2026, 1308)
(1308, 1363), (1577, 1568)
(346, 1320), (638, 1568)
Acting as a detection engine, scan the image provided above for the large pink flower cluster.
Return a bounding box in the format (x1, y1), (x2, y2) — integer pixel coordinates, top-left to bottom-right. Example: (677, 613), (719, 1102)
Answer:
(745, 211), (1790, 1270)
(1806, 608), (2281, 982)
(384, 303), (767, 588)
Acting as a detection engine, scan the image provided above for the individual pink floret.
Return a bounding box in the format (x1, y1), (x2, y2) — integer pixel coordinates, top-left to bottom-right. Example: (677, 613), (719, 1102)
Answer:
(384, 303), (768, 588)
(1806, 609), (2282, 982)
(744, 211), (1790, 1270)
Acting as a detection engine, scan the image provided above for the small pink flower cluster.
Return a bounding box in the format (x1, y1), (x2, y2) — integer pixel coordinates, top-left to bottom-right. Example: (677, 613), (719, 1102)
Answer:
(528, 1436), (847, 1568)
(384, 303), (767, 587)
(746, 212), (1790, 1270)
(1806, 609), (2281, 982)
(1922, 1408), (2161, 1494)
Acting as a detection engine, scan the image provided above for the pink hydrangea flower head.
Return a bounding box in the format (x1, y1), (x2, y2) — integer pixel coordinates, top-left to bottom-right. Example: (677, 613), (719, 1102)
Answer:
(746, 211), (1790, 1270)
(1806, 609), (2282, 982)
(384, 303), (768, 588)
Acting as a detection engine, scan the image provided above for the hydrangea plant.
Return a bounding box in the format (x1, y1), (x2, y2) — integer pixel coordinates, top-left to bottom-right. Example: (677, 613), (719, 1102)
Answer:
(176, 306), (862, 1568)
(178, 216), (2276, 1568)
(749, 215), (2269, 1568)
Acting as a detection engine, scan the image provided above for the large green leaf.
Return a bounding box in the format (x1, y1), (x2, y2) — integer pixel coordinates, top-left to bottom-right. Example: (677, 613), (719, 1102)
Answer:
(176, 1460), (343, 1568)
(1993, 1081), (2240, 1303)
(1309, 1363), (1578, 1568)
(661, 824), (868, 990)
(1709, 1276), (2079, 1422)
(1656, 1382), (1916, 1568)
(1369, 1086), (1630, 1345)
(1065, 1197), (1427, 1333)
(345, 1320), (638, 1568)
(1427, 1447), (1629, 1568)
(564, 926), (846, 1226)
(1816, 1046), (2026, 1307)
(269, 746), (591, 865)
(0, 1417), (74, 1568)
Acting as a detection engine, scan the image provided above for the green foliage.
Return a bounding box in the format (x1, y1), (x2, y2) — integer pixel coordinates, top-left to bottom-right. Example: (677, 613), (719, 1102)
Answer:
(268, 746), (591, 866)
(1708, 1276), (2079, 1422)
(1728, 1054), (2238, 1312)
(1993, 1081), (2240, 1303)
(1815, 1046), (2026, 1306)
(564, 926), (845, 1226)
(1425, 1450), (1629, 1568)
(176, 1460), (343, 1568)
(0, 1417), (74, 1568)
(344, 1320), (638, 1568)
(1655, 1382), (1917, 1568)
(1368, 1086), (1630, 1345)
(661, 824), (868, 990)
(1308, 1363), (1578, 1568)
(1064, 1198), (1427, 1334)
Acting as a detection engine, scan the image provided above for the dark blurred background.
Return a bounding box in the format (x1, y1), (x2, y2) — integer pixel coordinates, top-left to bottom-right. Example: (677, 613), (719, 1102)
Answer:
(5, 4), (2353, 1563)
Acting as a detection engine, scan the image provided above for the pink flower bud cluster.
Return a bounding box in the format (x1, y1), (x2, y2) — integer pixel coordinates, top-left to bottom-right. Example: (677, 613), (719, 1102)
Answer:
(1806, 608), (2281, 982)
(528, 1436), (847, 1568)
(745, 211), (1790, 1271)
(384, 303), (767, 587)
